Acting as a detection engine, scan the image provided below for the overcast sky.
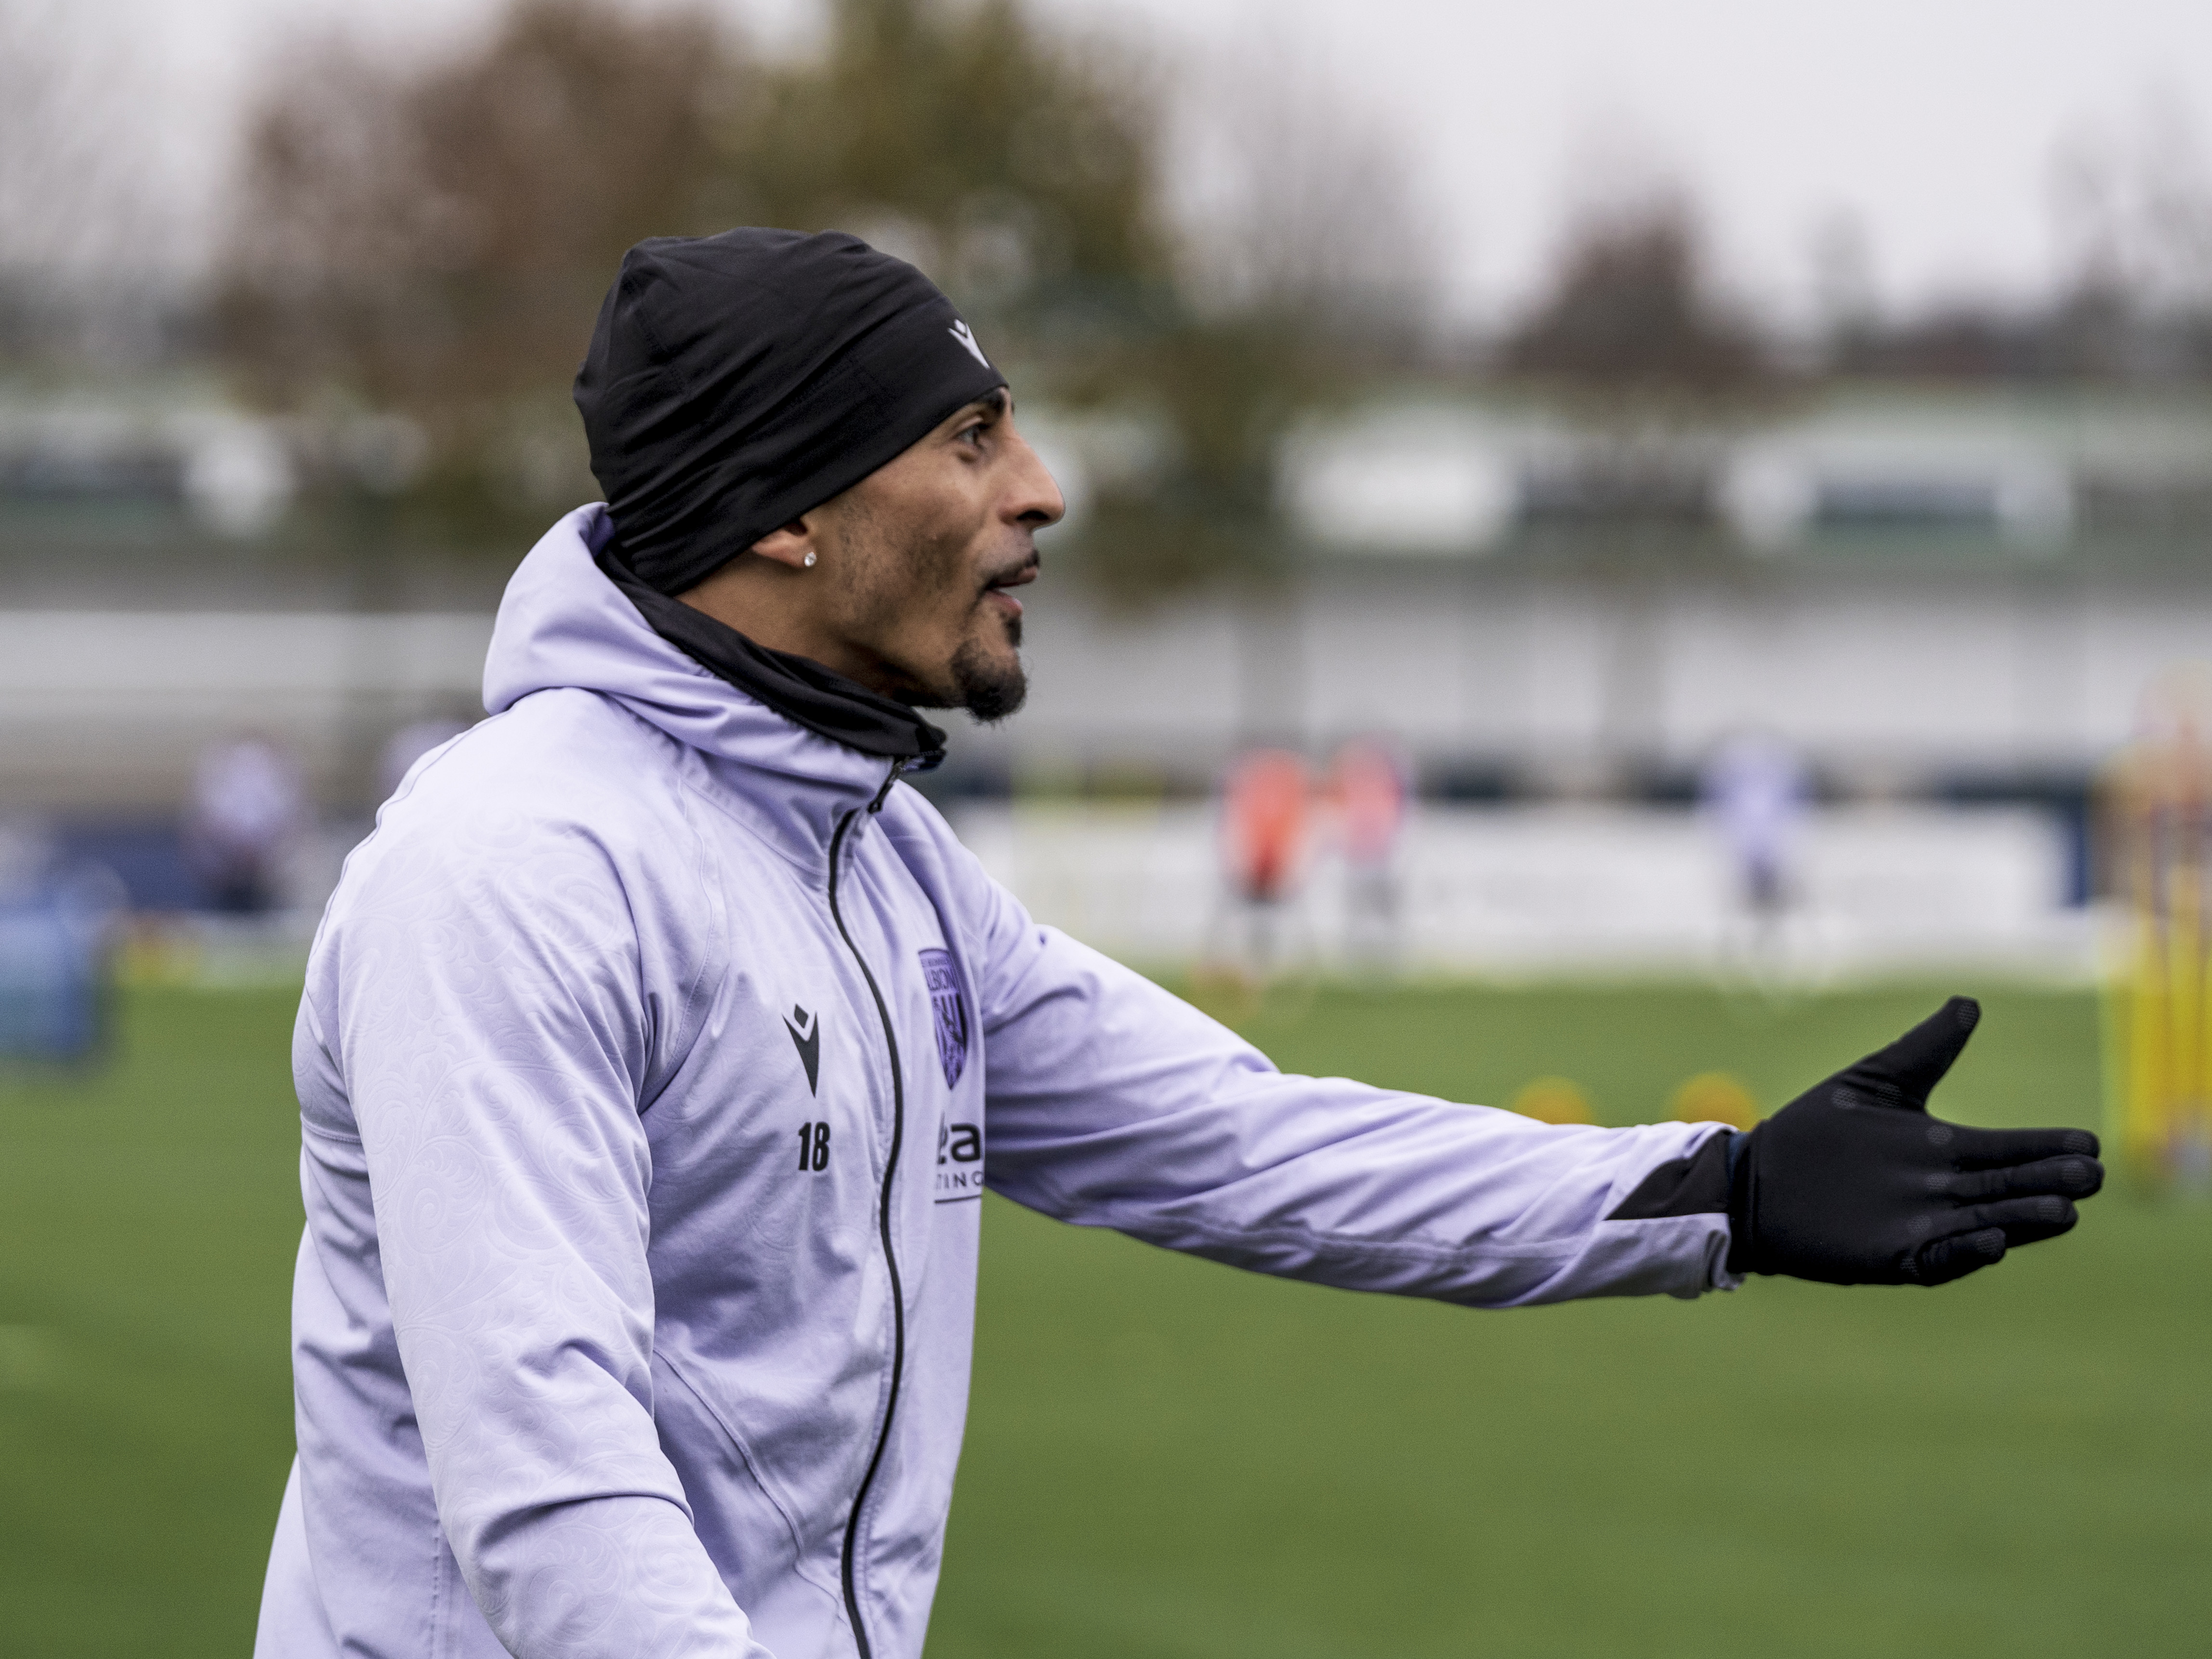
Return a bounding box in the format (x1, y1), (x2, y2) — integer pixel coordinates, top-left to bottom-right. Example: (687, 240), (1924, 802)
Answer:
(108, 0), (2212, 321)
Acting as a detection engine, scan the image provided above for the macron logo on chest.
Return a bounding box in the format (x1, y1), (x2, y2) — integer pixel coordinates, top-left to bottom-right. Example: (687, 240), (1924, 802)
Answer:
(784, 1005), (820, 1094)
(948, 319), (990, 369)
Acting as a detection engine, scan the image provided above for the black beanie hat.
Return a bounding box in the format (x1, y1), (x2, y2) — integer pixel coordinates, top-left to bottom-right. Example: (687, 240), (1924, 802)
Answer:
(574, 228), (1009, 596)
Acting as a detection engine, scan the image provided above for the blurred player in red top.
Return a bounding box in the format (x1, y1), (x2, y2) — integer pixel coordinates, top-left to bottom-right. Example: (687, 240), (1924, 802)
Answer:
(1218, 748), (1313, 973)
(1328, 736), (1410, 962)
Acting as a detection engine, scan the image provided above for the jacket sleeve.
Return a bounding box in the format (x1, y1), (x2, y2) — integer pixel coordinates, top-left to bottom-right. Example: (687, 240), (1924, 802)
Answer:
(968, 877), (1737, 1305)
(321, 810), (770, 1659)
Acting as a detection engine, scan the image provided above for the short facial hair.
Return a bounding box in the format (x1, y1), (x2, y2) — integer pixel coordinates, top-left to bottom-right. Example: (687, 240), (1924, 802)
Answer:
(830, 483), (1028, 721)
(947, 615), (1027, 722)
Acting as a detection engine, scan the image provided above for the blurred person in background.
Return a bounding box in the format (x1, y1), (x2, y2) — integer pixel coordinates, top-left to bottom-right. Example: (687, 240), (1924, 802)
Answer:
(1701, 730), (1810, 955)
(183, 734), (303, 915)
(257, 230), (2108, 1659)
(1215, 746), (1313, 973)
(1328, 735), (1410, 963)
(0, 820), (124, 1063)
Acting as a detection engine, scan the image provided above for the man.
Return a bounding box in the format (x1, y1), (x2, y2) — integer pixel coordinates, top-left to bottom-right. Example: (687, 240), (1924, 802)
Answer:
(1702, 728), (1810, 950)
(255, 229), (2104, 1659)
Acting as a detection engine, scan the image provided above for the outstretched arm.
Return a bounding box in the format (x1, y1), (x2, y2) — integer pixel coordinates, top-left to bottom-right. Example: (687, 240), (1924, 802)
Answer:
(952, 838), (2097, 1301)
(964, 879), (1738, 1307)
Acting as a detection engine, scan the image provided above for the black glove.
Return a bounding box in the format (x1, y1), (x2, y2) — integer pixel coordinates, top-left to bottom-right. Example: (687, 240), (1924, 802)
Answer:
(1727, 996), (2104, 1285)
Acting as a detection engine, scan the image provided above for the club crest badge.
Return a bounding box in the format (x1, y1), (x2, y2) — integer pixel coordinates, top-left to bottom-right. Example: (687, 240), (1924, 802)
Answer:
(918, 948), (968, 1089)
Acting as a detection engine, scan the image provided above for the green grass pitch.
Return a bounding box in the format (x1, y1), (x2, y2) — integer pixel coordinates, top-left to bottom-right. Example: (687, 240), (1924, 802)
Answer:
(1, 980), (2206, 1657)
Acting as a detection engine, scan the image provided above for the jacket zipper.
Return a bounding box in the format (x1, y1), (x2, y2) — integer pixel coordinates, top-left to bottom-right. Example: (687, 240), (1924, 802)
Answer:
(830, 758), (909, 1659)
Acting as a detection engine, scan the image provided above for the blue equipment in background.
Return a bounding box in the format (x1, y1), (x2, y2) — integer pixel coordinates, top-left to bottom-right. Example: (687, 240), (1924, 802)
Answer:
(0, 845), (123, 1064)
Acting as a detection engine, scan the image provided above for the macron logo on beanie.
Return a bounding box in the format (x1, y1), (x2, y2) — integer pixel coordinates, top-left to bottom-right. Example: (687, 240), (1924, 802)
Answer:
(948, 319), (990, 369)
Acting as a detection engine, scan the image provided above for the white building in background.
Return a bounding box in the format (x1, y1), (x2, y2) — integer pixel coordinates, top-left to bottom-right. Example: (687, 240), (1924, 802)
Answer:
(983, 553), (2209, 789)
(999, 385), (2212, 794)
(0, 384), (2206, 812)
(0, 391), (301, 540)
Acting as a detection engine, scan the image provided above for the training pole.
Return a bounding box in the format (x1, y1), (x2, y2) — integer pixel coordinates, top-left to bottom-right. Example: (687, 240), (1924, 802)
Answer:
(2102, 670), (2212, 1188)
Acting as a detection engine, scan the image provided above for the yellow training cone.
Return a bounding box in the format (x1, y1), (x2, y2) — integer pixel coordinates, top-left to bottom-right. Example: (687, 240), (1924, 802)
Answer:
(1512, 1076), (1594, 1125)
(1669, 1071), (1761, 1131)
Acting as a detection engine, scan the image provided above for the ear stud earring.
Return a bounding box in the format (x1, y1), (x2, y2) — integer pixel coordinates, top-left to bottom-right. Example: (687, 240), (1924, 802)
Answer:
(803, 552), (817, 568)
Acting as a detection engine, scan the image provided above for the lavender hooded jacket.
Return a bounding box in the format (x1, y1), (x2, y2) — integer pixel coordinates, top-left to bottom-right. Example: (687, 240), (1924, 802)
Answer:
(255, 504), (1737, 1659)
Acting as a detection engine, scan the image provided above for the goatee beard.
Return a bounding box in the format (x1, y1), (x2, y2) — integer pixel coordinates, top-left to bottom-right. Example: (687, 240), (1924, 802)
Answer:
(947, 630), (1027, 723)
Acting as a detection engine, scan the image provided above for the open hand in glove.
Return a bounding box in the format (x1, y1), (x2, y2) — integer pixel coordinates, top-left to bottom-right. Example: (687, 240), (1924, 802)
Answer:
(1725, 996), (2104, 1286)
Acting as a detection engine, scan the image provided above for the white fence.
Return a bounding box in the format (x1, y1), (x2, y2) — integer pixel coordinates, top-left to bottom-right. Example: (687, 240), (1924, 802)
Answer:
(954, 801), (2089, 977)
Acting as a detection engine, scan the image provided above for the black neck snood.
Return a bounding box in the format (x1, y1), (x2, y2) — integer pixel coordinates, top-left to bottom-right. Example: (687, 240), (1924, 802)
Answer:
(596, 539), (948, 769)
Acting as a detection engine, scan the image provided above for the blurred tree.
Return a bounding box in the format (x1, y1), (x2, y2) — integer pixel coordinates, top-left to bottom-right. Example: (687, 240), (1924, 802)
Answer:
(1500, 193), (1769, 403)
(222, 0), (735, 526)
(216, 0), (1413, 617)
(1074, 317), (1328, 594)
(220, 0), (1176, 539)
(1173, 44), (1437, 344)
(1058, 53), (1435, 609)
(727, 0), (1169, 324)
(1498, 189), (1776, 775)
(0, 0), (187, 365)
(2041, 98), (2212, 380)
(1825, 96), (2212, 386)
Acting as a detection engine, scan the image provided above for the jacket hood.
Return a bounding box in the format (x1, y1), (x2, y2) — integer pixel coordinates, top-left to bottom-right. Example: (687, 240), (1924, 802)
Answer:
(485, 504), (899, 836)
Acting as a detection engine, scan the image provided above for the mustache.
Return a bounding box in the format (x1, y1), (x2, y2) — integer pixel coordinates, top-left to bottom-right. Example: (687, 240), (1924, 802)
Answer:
(977, 553), (1039, 595)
